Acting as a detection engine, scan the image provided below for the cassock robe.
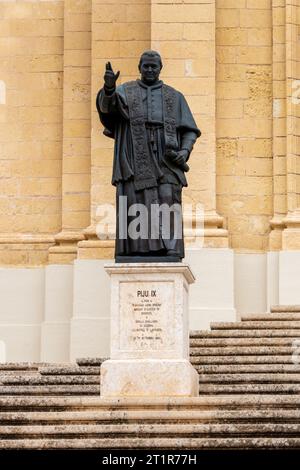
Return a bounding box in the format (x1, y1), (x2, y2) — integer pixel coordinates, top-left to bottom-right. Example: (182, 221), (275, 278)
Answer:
(96, 79), (201, 259)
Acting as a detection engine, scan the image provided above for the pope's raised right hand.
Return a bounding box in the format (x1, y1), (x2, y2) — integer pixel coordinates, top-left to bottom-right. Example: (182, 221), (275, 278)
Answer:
(104, 61), (120, 90)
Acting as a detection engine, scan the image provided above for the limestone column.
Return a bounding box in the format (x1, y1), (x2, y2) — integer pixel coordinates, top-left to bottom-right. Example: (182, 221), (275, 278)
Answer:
(42, 0), (92, 361)
(78, 0), (151, 260)
(282, 0), (300, 248)
(79, 0), (228, 258)
(150, 1), (234, 329)
(0, 0), (64, 265)
(0, 1), (64, 361)
(41, 264), (73, 362)
(269, 0), (287, 250)
(70, 0), (152, 359)
(48, 0), (92, 263)
(277, 0), (300, 305)
(151, 0), (228, 248)
(216, 2), (273, 253)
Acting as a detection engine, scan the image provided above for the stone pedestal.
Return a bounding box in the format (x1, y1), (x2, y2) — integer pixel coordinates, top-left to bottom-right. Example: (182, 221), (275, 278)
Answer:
(100, 263), (199, 397)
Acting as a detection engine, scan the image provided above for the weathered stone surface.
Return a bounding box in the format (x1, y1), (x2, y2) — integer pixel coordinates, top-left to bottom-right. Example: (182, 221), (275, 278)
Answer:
(211, 321), (300, 330)
(1, 422), (300, 438)
(1, 437), (300, 449)
(0, 385), (99, 396)
(2, 308), (300, 449)
(199, 383), (300, 394)
(190, 337), (299, 347)
(199, 373), (300, 383)
(0, 376), (99, 385)
(242, 313), (300, 321)
(2, 395), (300, 410)
(76, 358), (106, 367)
(191, 346), (294, 356)
(2, 407), (300, 422)
(191, 329), (300, 338)
(271, 306), (300, 313)
(0, 363), (47, 371)
(196, 364), (300, 374)
(39, 367), (100, 376)
(101, 263), (197, 397)
(101, 360), (199, 397)
(191, 355), (296, 364)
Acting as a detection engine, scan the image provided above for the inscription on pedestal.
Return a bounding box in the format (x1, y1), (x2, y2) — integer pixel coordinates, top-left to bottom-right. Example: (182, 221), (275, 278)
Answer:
(119, 281), (174, 352)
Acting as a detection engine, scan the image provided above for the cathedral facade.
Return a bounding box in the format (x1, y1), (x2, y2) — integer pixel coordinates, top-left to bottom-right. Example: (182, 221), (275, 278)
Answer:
(0, 0), (299, 362)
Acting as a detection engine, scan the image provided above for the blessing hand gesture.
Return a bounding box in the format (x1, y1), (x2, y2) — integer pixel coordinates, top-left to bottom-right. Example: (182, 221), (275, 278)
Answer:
(104, 62), (120, 90)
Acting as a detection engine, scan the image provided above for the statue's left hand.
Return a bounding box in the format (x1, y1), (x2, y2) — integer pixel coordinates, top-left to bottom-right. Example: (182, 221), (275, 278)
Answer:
(170, 149), (189, 167)
(166, 149), (189, 172)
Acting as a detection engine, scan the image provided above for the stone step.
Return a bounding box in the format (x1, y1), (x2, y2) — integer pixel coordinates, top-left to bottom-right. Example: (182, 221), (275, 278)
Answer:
(191, 355), (298, 364)
(190, 346), (296, 356)
(0, 376), (99, 386)
(1, 422), (300, 439)
(190, 329), (300, 338)
(0, 363), (48, 371)
(0, 370), (39, 376)
(196, 364), (300, 374)
(3, 408), (300, 425)
(190, 337), (300, 347)
(211, 321), (300, 330)
(198, 373), (300, 383)
(199, 383), (300, 394)
(39, 367), (100, 376)
(242, 313), (300, 321)
(0, 385), (100, 396)
(76, 358), (106, 367)
(3, 395), (300, 410)
(191, 356), (299, 365)
(1, 436), (300, 449)
(43, 364), (298, 378)
(271, 306), (300, 313)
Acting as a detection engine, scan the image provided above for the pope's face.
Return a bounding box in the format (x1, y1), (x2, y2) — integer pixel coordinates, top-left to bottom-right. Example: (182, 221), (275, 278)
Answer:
(140, 59), (161, 85)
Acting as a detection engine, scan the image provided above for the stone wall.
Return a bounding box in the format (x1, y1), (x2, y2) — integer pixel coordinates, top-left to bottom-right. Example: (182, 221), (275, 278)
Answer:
(0, 0), (64, 265)
(216, 0), (273, 252)
(1, 0), (299, 262)
(1, 0), (300, 362)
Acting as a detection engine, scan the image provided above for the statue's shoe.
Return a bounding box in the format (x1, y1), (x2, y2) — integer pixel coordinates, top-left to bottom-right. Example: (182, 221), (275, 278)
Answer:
(166, 249), (180, 256)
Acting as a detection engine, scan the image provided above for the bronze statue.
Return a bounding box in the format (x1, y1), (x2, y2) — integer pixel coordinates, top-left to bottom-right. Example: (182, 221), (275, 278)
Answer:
(96, 51), (201, 262)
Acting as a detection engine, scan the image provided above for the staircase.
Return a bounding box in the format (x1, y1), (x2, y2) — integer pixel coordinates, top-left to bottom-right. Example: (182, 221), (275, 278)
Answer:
(0, 359), (102, 397)
(1, 306), (300, 449)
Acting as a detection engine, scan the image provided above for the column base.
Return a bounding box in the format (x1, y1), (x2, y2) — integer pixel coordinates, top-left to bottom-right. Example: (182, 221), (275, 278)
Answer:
(48, 231), (85, 264)
(282, 212), (300, 250)
(100, 359), (199, 397)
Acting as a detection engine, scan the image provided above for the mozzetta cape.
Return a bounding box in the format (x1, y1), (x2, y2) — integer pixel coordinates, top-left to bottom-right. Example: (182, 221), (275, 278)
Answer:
(96, 79), (201, 190)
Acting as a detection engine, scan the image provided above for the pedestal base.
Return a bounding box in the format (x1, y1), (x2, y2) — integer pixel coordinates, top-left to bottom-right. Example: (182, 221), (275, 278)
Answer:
(101, 359), (199, 397)
(101, 263), (198, 397)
